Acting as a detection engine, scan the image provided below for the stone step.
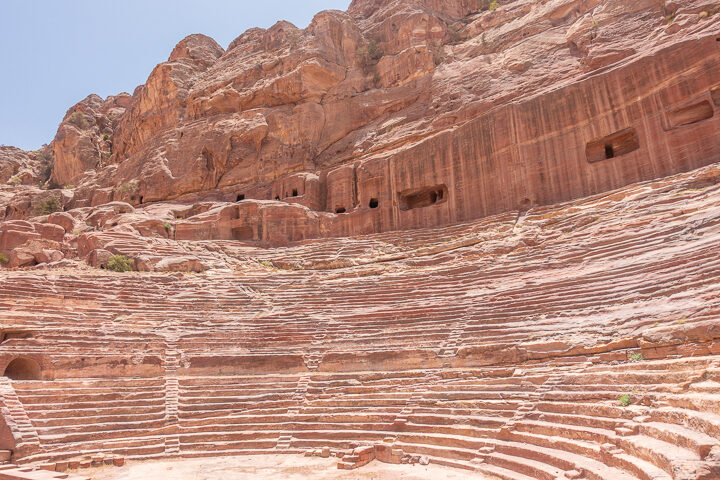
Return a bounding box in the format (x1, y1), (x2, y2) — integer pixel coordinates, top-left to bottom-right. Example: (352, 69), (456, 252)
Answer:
(477, 463), (538, 480)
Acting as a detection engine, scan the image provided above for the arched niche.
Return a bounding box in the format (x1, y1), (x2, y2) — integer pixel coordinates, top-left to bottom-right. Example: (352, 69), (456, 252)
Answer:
(3, 358), (41, 381)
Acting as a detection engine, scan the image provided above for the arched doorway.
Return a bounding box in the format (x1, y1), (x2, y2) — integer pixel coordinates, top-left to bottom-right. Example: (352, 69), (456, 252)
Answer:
(3, 358), (41, 380)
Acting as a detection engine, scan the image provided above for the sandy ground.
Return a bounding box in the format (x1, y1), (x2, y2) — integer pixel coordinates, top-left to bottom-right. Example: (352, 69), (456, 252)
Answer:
(79, 454), (493, 479)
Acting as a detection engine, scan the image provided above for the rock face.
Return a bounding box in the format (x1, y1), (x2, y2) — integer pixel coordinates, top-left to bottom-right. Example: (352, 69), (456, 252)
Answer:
(3, 0), (717, 246)
(0, 147), (51, 187)
(50, 93), (130, 188)
(0, 1), (719, 478)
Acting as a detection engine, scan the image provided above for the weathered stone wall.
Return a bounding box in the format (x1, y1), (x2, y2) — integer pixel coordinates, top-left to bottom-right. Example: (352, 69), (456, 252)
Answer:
(212, 33), (720, 243)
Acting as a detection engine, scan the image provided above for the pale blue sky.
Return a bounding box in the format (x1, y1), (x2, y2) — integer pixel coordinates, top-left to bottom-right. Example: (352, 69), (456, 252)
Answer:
(0, 0), (351, 150)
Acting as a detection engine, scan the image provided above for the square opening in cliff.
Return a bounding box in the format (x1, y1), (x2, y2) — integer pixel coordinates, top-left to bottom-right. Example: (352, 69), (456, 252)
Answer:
(586, 128), (640, 163)
(398, 185), (448, 211)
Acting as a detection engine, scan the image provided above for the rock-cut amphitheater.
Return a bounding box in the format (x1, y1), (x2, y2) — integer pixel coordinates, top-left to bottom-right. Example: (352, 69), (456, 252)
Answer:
(1, 0), (720, 479)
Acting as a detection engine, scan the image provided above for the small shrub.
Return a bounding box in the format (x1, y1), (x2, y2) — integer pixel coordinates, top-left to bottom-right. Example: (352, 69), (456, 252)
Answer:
(259, 260), (274, 268)
(0, 253), (8, 265)
(41, 161), (53, 179)
(102, 133), (109, 141)
(115, 181), (139, 195)
(105, 255), (133, 272)
(62, 184), (75, 190)
(66, 111), (90, 130)
(366, 39), (383, 62)
(489, 1), (500, 11)
(8, 176), (21, 186)
(678, 317), (686, 324)
(358, 39), (384, 73)
(618, 394), (631, 407)
(628, 353), (644, 362)
(72, 230), (80, 235)
(163, 222), (172, 230)
(35, 148), (53, 163)
(33, 196), (62, 216)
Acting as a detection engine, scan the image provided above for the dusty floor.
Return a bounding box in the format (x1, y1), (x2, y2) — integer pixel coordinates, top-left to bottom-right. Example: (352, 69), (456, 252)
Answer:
(80, 454), (493, 479)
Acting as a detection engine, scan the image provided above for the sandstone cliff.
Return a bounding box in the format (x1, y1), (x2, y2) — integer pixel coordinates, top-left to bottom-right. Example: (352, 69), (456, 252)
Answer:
(1, 0), (719, 269)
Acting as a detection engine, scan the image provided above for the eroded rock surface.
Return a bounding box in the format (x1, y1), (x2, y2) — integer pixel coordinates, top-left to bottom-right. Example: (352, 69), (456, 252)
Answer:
(2, 0), (719, 246)
(0, 1), (720, 479)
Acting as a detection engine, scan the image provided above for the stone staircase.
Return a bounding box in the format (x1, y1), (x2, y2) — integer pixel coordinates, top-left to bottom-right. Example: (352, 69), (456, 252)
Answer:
(287, 376), (310, 416)
(303, 317), (329, 370)
(164, 341), (181, 455)
(0, 377), (41, 458)
(437, 318), (469, 358)
(275, 435), (293, 450)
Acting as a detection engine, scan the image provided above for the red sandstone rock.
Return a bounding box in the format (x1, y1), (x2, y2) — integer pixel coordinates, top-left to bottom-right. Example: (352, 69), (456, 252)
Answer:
(85, 248), (113, 268)
(0, 146), (52, 186)
(152, 256), (208, 273)
(46, 212), (75, 233)
(0, 1), (717, 247)
(7, 249), (35, 268)
(0, 3), (718, 479)
(50, 93), (130, 187)
(33, 249), (63, 265)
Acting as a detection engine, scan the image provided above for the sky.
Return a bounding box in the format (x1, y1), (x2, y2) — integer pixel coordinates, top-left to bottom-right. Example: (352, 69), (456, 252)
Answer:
(0, 0), (351, 151)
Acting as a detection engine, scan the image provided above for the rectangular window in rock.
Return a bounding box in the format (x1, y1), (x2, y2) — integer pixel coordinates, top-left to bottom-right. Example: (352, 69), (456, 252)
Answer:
(667, 100), (714, 129)
(586, 128), (640, 163)
(398, 184), (448, 211)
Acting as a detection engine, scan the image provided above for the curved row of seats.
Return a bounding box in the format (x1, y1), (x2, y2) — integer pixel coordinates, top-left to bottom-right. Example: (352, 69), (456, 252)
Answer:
(1, 163), (719, 478)
(6, 356), (719, 479)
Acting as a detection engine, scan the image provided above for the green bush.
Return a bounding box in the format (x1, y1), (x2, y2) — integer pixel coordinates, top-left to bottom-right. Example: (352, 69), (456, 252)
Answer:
(8, 176), (21, 185)
(105, 255), (133, 272)
(0, 253), (8, 265)
(618, 394), (631, 407)
(358, 39), (384, 73)
(163, 222), (172, 230)
(66, 111), (90, 130)
(41, 161), (53, 180)
(489, 1), (500, 11)
(628, 353), (643, 362)
(102, 133), (109, 141)
(63, 184), (75, 190)
(33, 196), (62, 215)
(115, 181), (139, 195)
(35, 148), (53, 163)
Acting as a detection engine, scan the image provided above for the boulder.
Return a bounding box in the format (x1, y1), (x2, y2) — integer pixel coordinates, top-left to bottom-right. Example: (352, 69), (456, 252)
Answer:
(86, 249), (114, 268)
(34, 249), (64, 264)
(153, 256), (208, 273)
(47, 212), (76, 233)
(8, 249), (36, 268)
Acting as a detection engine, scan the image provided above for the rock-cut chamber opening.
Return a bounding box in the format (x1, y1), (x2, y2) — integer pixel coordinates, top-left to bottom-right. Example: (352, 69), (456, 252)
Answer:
(398, 185), (448, 211)
(586, 128), (640, 163)
(3, 358), (41, 380)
